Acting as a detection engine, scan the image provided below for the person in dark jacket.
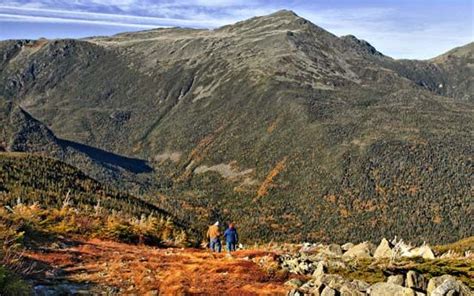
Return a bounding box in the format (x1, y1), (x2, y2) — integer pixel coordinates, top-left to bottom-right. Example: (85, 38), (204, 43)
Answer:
(223, 223), (238, 252)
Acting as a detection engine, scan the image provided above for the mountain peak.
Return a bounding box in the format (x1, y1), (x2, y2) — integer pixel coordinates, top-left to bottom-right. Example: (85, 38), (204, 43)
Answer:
(268, 9), (299, 18)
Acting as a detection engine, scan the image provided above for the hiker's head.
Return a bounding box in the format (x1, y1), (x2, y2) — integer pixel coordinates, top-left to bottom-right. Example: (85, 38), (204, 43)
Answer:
(214, 221), (219, 226)
(229, 223), (234, 229)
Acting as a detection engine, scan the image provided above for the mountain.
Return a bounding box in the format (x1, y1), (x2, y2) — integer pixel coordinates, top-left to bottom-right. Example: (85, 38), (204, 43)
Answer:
(0, 100), (154, 190)
(0, 152), (155, 217)
(0, 10), (472, 244)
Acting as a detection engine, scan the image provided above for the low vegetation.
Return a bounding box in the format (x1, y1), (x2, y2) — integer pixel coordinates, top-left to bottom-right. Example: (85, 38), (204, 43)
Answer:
(0, 152), (195, 294)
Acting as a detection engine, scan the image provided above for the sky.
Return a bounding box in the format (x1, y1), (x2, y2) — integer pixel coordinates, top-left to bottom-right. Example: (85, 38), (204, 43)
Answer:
(0, 0), (472, 59)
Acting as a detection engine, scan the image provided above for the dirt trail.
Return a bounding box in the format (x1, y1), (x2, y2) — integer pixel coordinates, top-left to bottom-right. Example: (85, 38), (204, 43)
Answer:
(25, 238), (289, 295)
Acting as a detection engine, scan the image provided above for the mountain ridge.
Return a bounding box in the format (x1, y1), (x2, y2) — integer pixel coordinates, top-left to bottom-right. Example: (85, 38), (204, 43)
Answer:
(0, 10), (472, 244)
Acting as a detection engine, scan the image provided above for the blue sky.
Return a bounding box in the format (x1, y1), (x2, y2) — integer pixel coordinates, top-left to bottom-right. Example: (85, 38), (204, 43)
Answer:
(0, 0), (472, 59)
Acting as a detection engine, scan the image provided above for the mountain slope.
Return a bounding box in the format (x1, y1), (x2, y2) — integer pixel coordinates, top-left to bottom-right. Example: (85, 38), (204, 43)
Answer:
(0, 100), (153, 190)
(0, 152), (166, 220)
(0, 10), (472, 244)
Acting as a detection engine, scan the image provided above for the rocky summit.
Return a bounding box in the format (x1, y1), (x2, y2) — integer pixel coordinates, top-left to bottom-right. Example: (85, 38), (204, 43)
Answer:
(0, 10), (473, 243)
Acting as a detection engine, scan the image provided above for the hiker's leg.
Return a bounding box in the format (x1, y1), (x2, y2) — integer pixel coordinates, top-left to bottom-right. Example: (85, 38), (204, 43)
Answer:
(226, 242), (231, 253)
(210, 239), (215, 252)
(217, 240), (222, 253)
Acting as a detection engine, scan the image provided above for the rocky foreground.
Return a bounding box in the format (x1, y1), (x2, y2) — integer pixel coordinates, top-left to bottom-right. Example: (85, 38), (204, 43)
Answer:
(281, 238), (473, 296)
(23, 236), (472, 295)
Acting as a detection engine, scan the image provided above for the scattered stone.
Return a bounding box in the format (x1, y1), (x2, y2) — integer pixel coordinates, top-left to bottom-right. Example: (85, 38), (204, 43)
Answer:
(351, 279), (370, 292)
(342, 242), (373, 259)
(374, 238), (393, 259)
(300, 242), (320, 253)
(287, 288), (303, 296)
(387, 274), (405, 286)
(326, 243), (343, 256)
(321, 286), (337, 296)
(313, 261), (327, 278)
(321, 287), (336, 296)
(427, 275), (456, 294)
(340, 282), (366, 296)
(341, 243), (354, 251)
(409, 245), (435, 260)
(315, 274), (349, 291)
(405, 270), (427, 291)
(430, 278), (471, 296)
(368, 282), (415, 296)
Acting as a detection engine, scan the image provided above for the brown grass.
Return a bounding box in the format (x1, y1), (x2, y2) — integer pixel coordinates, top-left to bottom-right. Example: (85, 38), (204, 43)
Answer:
(24, 239), (289, 295)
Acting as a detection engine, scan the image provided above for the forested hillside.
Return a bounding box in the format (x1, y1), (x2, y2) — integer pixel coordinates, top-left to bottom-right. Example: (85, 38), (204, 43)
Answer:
(0, 10), (472, 243)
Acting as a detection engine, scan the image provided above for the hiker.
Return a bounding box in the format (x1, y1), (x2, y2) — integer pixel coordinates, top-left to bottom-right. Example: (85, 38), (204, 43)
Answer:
(224, 223), (239, 252)
(207, 221), (221, 252)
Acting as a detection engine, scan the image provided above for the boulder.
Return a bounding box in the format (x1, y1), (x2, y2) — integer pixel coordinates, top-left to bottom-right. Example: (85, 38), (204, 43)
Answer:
(368, 282), (415, 296)
(342, 242), (373, 259)
(387, 275), (405, 286)
(327, 243), (343, 256)
(339, 282), (366, 296)
(429, 278), (471, 296)
(427, 275), (456, 294)
(409, 245), (435, 260)
(313, 261), (327, 278)
(287, 289), (303, 296)
(315, 274), (349, 291)
(321, 286), (337, 296)
(298, 279), (324, 295)
(342, 243), (354, 251)
(405, 270), (427, 291)
(374, 238), (393, 259)
(351, 280), (370, 292)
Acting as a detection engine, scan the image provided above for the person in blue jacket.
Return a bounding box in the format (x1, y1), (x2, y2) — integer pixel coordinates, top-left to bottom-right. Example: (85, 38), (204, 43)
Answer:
(223, 223), (239, 252)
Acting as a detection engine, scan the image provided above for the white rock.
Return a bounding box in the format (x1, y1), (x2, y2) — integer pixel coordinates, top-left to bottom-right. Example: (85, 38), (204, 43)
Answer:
(374, 238), (393, 259)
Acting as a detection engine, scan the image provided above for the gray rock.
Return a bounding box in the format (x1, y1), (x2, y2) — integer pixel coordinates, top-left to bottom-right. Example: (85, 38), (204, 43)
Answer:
(409, 245), (435, 260)
(406, 270), (427, 291)
(374, 238), (393, 259)
(351, 280), (370, 292)
(342, 243), (354, 251)
(368, 282), (415, 296)
(427, 275), (456, 294)
(315, 274), (349, 291)
(430, 278), (472, 296)
(387, 275), (405, 286)
(327, 243), (343, 256)
(343, 242), (374, 259)
(321, 286), (337, 296)
(340, 282), (367, 296)
(287, 288), (303, 296)
(299, 280), (325, 295)
(313, 261), (328, 278)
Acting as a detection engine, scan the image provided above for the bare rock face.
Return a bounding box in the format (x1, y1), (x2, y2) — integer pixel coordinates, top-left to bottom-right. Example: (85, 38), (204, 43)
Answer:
(368, 282), (415, 296)
(374, 238), (394, 259)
